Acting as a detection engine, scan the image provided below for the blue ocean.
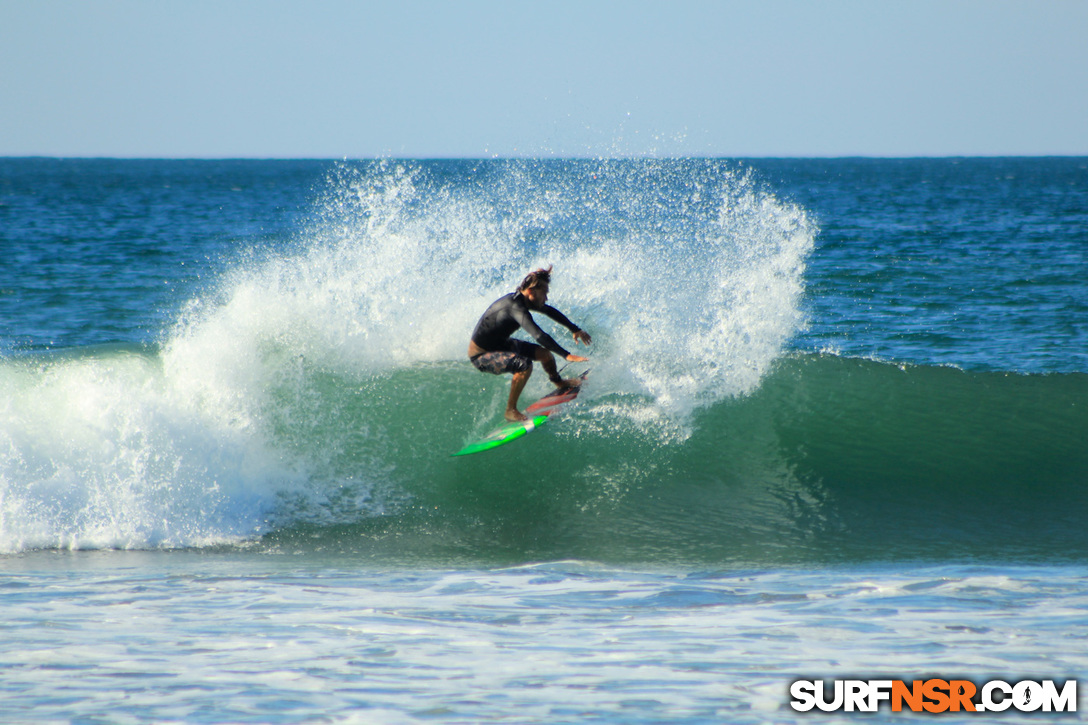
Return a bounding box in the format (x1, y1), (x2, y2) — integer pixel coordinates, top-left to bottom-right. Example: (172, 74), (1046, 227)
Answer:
(1, 157), (1086, 723)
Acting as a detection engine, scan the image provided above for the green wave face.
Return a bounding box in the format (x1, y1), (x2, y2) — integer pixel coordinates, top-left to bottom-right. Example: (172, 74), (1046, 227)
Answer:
(255, 355), (1088, 567)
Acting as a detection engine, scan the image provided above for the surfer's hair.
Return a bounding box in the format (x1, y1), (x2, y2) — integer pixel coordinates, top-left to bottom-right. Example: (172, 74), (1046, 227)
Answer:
(518, 265), (553, 291)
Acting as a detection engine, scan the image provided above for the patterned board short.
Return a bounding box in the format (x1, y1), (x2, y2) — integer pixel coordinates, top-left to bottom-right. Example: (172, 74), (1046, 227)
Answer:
(470, 339), (539, 375)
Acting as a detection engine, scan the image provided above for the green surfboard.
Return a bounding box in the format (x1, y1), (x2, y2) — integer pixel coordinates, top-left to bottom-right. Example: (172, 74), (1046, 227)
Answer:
(450, 414), (552, 457)
(451, 373), (587, 457)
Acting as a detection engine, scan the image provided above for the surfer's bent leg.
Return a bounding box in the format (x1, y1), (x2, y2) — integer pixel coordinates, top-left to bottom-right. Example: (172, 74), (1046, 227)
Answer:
(534, 346), (581, 389)
(469, 341), (538, 422)
(506, 367), (532, 422)
(534, 346), (564, 386)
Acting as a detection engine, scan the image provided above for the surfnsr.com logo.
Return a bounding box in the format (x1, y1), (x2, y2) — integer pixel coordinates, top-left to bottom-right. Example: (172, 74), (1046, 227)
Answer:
(790, 678), (1077, 713)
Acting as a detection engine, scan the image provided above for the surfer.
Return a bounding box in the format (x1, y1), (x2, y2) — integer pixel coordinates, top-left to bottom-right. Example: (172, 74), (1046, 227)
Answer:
(468, 266), (592, 422)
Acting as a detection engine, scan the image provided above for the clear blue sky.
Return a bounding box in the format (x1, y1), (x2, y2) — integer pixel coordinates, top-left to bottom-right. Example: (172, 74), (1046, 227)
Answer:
(2, 0), (1086, 158)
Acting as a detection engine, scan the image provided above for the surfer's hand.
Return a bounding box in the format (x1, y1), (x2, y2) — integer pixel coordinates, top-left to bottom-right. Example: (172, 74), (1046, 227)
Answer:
(566, 354), (589, 363)
(573, 329), (592, 346)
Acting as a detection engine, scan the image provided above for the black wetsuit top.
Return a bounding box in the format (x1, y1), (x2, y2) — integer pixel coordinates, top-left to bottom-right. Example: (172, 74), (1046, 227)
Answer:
(471, 291), (581, 359)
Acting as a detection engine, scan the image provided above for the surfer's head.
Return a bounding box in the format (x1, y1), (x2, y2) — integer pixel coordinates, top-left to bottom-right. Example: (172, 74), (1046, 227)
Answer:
(519, 266), (552, 309)
(518, 265), (552, 293)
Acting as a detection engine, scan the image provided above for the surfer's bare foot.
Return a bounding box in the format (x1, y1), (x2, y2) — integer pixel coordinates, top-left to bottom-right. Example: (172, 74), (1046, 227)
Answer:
(504, 409), (529, 423)
(556, 377), (582, 389)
